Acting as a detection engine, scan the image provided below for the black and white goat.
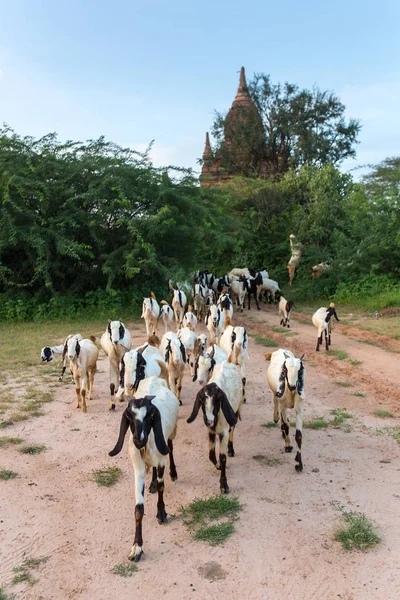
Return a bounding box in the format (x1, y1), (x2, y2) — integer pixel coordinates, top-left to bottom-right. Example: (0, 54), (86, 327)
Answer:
(159, 301), (174, 334)
(160, 332), (187, 405)
(205, 304), (226, 344)
(41, 333), (82, 382)
(278, 297), (294, 328)
(67, 335), (99, 413)
(187, 357), (243, 493)
(109, 376), (179, 561)
(177, 326), (197, 375)
(171, 288), (187, 330)
(192, 344), (228, 386)
(122, 343), (168, 395)
(182, 306), (198, 331)
(312, 304), (340, 351)
(244, 273), (262, 310)
(142, 293), (160, 337)
(219, 325), (249, 402)
(229, 276), (247, 312)
(265, 349), (305, 471)
(100, 320), (132, 410)
(217, 292), (233, 319)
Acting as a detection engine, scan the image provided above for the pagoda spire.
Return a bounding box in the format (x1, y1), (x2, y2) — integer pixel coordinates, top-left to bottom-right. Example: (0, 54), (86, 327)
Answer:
(202, 132), (213, 160)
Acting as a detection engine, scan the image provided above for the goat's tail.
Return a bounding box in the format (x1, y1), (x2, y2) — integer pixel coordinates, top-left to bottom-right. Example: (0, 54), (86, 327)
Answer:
(225, 316), (231, 328)
(264, 352), (272, 361)
(147, 334), (160, 347)
(150, 291), (156, 300)
(160, 299), (168, 305)
(89, 335), (96, 343)
(188, 304), (193, 311)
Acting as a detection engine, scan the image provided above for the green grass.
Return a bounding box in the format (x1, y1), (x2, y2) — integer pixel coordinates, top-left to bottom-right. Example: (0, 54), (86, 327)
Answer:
(251, 334), (278, 347)
(181, 495), (242, 546)
(293, 317), (312, 326)
(8, 412), (30, 423)
(334, 381), (353, 388)
(0, 420), (14, 429)
(326, 350), (349, 361)
(111, 563), (138, 577)
(11, 573), (35, 586)
(0, 587), (15, 600)
(11, 556), (49, 587)
(351, 392), (366, 398)
(348, 359), (362, 366)
(374, 409), (394, 418)
(0, 468), (18, 480)
(331, 408), (352, 426)
(0, 436), (24, 448)
(331, 502), (381, 551)
(253, 454), (282, 467)
(262, 421), (279, 428)
(19, 444), (46, 455)
(389, 428), (400, 444)
(303, 417), (330, 429)
(272, 327), (299, 337)
(92, 466), (122, 487)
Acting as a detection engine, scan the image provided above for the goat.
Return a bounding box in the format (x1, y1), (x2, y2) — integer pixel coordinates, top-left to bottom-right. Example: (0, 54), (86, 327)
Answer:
(192, 344), (228, 386)
(311, 262), (331, 279)
(278, 297), (295, 328)
(243, 273), (262, 310)
(193, 334), (208, 365)
(215, 275), (231, 295)
(100, 320), (132, 410)
(109, 376), (179, 562)
(67, 335), (99, 413)
(41, 333), (83, 382)
(312, 304), (340, 351)
(229, 267), (250, 278)
(265, 349), (305, 471)
(142, 292), (160, 337)
(160, 332), (186, 405)
(187, 357), (243, 493)
(183, 306), (198, 331)
(171, 288), (187, 330)
(220, 325), (249, 402)
(287, 234), (302, 285)
(205, 304), (226, 344)
(257, 276), (281, 303)
(193, 283), (207, 321)
(217, 292), (233, 319)
(122, 342), (168, 397)
(159, 300), (174, 333)
(177, 326), (197, 376)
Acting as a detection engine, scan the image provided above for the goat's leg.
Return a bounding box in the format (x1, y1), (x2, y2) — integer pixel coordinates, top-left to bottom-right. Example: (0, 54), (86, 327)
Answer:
(273, 396), (279, 423)
(316, 334), (322, 352)
(58, 365), (66, 382)
(227, 426), (236, 457)
(218, 432), (229, 494)
(115, 357), (126, 401)
(129, 462), (146, 562)
(325, 329), (329, 351)
(281, 408), (293, 452)
(242, 377), (247, 404)
(156, 465), (168, 524)
(109, 362), (119, 410)
(176, 374), (183, 406)
(208, 432), (217, 467)
(255, 291), (260, 311)
(149, 467), (157, 494)
(168, 439), (178, 481)
(294, 397), (304, 472)
(88, 368), (95, 401)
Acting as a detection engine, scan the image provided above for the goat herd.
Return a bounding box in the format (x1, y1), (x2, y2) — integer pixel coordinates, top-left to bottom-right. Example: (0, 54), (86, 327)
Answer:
(40, 267), (340, 562)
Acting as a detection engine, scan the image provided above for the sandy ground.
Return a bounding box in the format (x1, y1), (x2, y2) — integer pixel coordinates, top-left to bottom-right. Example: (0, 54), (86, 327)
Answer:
(2, 306), (400, 600)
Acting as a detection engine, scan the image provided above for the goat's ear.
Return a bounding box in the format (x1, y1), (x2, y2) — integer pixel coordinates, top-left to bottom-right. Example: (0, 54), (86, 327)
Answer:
(180, 342), (187, 363)
(300, 353), (305, 361)
(75, 341), (81, 357)
(109, 409), (131, 456)
(265, 352), (272, 361)
(219, 388), (237, 427)
(276, 362), (287, 398)
(119, 323), (125, 339)
(192, 358), (199, 382)
(187, 389), (204, 423)
(62, 342), (68, 360)
(283, 351), (290, 359)
(150, 405), (169, 455)
(297, 364), (306, 398)
(209, 345), (215, 359)
(164, 342), (171, 364)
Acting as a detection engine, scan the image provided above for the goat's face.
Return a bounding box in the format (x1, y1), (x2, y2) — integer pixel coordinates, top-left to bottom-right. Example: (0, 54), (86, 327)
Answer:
(194, 334), (208, 359)
(142, 298), (153, 317)
(232, 326), (247, 351)
(195, 354), (215, 386)
(67, 335), (81, 361)
(124, 350), (147, 393)
(279, 353), (305, 396)
(209, 305), (220, 328)
(126, 396), (156, 449)
(108, 320), (124, 345)
(165, 338), (186, 365)
(41, 346), (54, 362)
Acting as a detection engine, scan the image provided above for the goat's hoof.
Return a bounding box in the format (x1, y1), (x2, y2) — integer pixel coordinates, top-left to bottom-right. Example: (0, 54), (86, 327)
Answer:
(58, 377), (63, 382)
(179, 400), (182, 406)
(129, 546), (143, 562)
(119, 397), (125, 403)
(295, 464), (303, 472)
(273, 417), (279, 423)
(228, 450), (235, 457)
(220, 486), (230, 494)
(170, 471), (178, 482)
(285, 446), (293, 453)
(82, 407), (87, 413)
(243, 398), (247, 403)
(157, 510), (168, 524)
(149, 482), (157, 494)
(110, 403), (116, 411)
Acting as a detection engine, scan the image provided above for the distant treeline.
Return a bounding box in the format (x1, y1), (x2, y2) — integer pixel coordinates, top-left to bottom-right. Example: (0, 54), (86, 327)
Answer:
(0, 127), (399, 320)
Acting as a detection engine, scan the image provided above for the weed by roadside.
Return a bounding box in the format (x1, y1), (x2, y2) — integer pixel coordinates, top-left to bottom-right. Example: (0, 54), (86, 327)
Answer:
(11, 556), (49, 587)
(92, 466), (122, 487)
(374, 409), (394, 418)
(250, 334), (278, 347)
(304, 418), (330, 429)
(253, 455), (282, 467)
(334, 381), (353, 388)
(0, 437), (23, 448)
(0, 468), (18, 480)
(0, 586), (15, 600)
(19, 445), (46, 455)
(181, 495), (242, 546)
(262, 421), (278, 428)
(327, 350), (349, 360)
(331, 408), (352, 426)
(331, 502), (381, 551)
(348, 359), (362, 366)
(110, 563), (138, 577)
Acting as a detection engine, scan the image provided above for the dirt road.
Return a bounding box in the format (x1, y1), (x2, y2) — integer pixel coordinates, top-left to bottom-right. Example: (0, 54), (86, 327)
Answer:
(2, 307), (400, 600)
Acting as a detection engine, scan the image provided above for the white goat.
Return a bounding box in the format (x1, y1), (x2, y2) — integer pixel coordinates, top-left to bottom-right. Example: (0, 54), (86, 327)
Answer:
(265, 349), (306, 471)
(311, 262), (331, 279)
(229, 268), (250, 278)
(193, 333), (208, 365)
(108, 376), (179, 561)
(171, 289), (187, 330)
(312, 304), (340, 351)
(257, 276), (281, 303)
(141, 292), (160, 337)
(278, 297), (295, 328)
(123, 343), (168, 395)
(177, 326), (197, 375)
(230, 277), (247, 312)
(287, 234), (303, 285)
(219, 325), (249, 402)
(205, 304), (226, 344)
(183, 306), (198, 331)
(41, 333), (82, 382)
(160, 331), (186, 404)
(187, 357), (243, 493)
(67, 335), (99, 413)
(100, 320), (132, 410)
(192, 344), (228, 386)
(217, 292), (234, 320)
(159, 300), (174, 333)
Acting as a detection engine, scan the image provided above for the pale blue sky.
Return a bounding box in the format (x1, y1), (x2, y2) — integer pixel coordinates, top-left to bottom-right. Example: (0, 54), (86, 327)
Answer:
(0, 0), (399, 176)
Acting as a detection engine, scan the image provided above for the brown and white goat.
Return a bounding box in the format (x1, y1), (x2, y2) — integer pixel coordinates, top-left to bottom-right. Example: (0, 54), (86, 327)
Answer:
(67, 335), (99, 413)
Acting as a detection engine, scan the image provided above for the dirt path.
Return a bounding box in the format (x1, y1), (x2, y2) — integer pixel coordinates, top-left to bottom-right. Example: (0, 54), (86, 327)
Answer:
(2, 309), (400, 600)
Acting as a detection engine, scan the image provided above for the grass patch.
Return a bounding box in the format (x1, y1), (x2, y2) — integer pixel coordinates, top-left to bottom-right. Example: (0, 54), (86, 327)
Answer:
(0, 420), (14, 429)
(334, 381), (353, 388)
(348, 359), (362, 366)
(326, 350), (349, 361)
(374, 409), (394, 418)
(389, 428), (400, 444)
(331, 502), (381, 551)
(8, 412), (30, 423)
(253, 454), (282, 467)
(19, 444), (46, 455)
(0, 436), (24, 448)
(351, 392), (366, 398)
(293, 317), (312, 326)
(0, 468), (18, 480)
(11, 573), (35, 586)
(92, 466), (122, 487)
(331, 408), (352, 426)
(11, 556), (49, 587)
(251, 334), (278, 347)
(262, 421), (278, 428)
(0, 587), (15, 600)
(181, 495), (242, 546)
(303, 418), (330, 429)
(110, 563), (138, 577)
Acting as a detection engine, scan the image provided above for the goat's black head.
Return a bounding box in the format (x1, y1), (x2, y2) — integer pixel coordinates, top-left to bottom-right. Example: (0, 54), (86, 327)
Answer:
(187, 383), (237, 429)
(326, 304), (340, 322)
(42, 346), (53, 362)
(109, 395), (169, 456)
(255, 272), (263, 286)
